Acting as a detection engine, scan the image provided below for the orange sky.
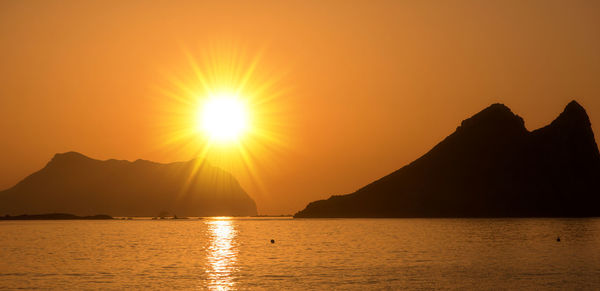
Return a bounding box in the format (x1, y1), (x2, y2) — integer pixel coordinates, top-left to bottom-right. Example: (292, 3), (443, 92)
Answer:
(1, 0), (599, 214)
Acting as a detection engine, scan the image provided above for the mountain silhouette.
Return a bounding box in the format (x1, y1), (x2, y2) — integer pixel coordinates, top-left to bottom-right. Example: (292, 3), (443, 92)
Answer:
(0, 152), (257, 217)
(0, 213), (113, 220)
(295, 101), (600, 218)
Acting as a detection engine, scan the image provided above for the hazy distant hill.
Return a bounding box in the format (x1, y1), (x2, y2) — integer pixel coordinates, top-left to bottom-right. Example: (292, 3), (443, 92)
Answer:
(295, 101), (600, 218)
(0, 152), (257, 217)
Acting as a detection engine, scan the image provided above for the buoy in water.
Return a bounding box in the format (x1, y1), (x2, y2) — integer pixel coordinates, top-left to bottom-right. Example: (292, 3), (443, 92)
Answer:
(270, 239), (275, 244)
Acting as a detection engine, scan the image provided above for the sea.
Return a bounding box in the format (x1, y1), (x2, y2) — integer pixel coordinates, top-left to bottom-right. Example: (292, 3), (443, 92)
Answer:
(1, 217), (599, 290)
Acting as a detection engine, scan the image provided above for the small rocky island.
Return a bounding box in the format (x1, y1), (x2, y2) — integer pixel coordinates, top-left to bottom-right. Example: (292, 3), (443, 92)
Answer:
(295, 101), (600, 218)
(0, 213), (113, 220)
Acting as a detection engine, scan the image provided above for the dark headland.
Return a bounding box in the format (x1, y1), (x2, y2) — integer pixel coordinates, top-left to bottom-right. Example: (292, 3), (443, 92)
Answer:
(0, 153), (257, 217)
(295, 101), (600, 218)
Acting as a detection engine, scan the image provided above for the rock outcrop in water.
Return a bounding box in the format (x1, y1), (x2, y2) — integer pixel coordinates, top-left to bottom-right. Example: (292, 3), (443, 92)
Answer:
(0, 152), (257, 217)
(295, 101), (600, 218)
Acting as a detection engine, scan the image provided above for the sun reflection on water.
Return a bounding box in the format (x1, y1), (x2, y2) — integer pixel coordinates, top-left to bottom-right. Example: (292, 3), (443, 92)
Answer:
(206, 218), (238, 290)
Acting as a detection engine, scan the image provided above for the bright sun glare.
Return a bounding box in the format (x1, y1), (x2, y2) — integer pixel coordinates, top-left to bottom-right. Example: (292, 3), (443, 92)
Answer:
(198, 94), (250, 142)
(159, 44), (288, 195)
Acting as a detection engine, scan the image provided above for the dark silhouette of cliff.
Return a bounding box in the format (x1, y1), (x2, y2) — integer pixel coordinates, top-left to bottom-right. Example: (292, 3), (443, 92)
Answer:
(0, 153), (257, 217)
(295, 101), (600, 218)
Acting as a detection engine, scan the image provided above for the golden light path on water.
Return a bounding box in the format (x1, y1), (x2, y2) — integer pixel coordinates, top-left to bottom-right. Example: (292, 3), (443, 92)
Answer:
(205, 218), (238, 290)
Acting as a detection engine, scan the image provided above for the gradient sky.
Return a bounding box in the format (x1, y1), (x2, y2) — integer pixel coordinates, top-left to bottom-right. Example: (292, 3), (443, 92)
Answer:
(1, 0), (599, 214)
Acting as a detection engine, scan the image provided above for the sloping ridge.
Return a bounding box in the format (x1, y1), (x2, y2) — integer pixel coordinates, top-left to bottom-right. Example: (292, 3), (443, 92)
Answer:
(0, 152), (257, 216)
(295, 101), (600, 218)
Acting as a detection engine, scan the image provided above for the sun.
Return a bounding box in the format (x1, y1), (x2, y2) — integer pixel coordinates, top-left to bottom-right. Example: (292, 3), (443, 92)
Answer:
(198, 94), (250, 142)
(156, 44), (291, 197)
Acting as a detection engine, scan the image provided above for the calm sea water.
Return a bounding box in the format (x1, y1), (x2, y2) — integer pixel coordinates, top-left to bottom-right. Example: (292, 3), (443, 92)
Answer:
(1, 218), (599, 290)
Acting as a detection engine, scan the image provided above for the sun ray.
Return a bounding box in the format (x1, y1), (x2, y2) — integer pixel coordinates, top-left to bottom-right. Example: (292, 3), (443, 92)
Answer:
(154, 43), (291, 205)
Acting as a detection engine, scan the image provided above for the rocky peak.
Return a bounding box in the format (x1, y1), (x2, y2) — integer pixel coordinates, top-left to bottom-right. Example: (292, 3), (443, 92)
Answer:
(456, 103), (526, 136)
(48, 151), (93, 165)
(550, 100), (591, 128)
